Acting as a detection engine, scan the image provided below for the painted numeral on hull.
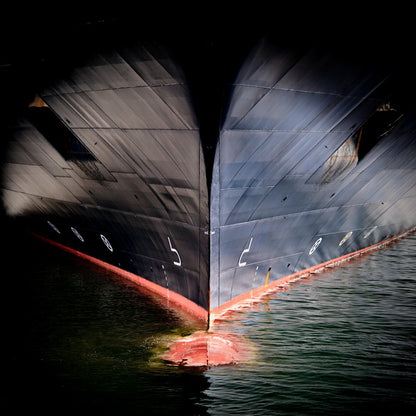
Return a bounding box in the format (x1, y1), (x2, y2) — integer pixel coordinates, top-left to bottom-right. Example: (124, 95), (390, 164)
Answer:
(339, 231), (353, 246)
(309, 237), (322, 255)
(168, 237), (182, 266)
(71, 227), (84, 242)
(239, 237), (253, 267)
(100, 234), (113, 252)
(47, 220), (60, 234)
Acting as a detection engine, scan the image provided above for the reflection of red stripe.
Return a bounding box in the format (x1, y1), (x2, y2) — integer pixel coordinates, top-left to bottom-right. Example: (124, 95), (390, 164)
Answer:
(210, 226), (416, 323)
(31, 233), (208, 326)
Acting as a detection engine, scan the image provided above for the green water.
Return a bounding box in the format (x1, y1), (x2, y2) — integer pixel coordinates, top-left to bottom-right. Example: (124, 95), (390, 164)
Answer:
(1, 230), (415, 415)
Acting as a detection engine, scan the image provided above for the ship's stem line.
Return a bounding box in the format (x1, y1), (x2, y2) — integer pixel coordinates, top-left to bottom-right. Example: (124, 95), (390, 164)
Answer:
(29, 226), (416, 331)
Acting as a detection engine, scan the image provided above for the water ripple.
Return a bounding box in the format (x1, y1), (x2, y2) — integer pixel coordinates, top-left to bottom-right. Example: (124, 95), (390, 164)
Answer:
(3, 229), (415, 415)
(203, 234), (416, 416)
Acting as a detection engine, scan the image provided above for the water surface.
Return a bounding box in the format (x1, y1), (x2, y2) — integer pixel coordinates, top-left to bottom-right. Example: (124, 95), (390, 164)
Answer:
(1, 228), (415, 415)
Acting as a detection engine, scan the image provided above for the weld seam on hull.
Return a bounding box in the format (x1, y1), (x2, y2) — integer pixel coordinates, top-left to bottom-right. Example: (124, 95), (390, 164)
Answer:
(31, 233), (208, 324)
(210, 225), (416, 323)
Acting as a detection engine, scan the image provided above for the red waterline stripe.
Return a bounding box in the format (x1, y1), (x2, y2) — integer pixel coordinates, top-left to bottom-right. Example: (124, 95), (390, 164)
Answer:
(31, 233), (208, 324)
(210, 226), (416, 322)
(31, 226), (416, 328)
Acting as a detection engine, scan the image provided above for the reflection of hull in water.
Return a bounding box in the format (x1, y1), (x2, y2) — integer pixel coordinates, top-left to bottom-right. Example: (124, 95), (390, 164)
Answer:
(2, 36), (416, 325)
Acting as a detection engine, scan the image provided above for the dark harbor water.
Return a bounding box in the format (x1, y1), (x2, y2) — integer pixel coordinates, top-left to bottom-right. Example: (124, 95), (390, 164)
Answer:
(1, 227), (415, 415)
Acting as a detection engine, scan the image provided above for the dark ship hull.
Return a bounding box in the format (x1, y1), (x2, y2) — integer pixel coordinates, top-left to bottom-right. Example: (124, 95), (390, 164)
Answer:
(2, 31), (416, 326)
